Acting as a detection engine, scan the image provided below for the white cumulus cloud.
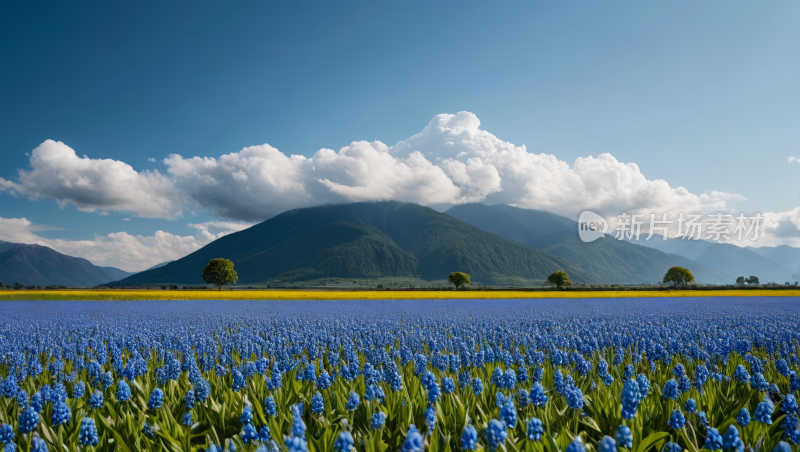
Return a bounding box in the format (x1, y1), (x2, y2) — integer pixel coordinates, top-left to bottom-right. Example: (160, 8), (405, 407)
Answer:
(1, 140), (181, 219)
(790, 156), (799, 164)
(5, 112), (799, 245)
(161, 111), (742, 221)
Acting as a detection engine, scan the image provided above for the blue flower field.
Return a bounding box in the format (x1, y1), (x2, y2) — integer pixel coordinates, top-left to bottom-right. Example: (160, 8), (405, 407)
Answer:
(0, 297), (798, 452)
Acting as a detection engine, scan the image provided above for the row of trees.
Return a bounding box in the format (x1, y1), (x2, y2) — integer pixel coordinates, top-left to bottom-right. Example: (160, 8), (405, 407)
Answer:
(205, 259), (775, 291)
(736, 275), (760, 285)
(446, 267), (698, 290)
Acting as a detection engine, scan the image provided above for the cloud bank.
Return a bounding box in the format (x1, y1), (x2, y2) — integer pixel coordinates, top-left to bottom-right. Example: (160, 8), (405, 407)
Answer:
(1, 111), (799, 264)
(1, 140), (180, 219)
(0, 217), (253, 271)
(2, 112), (745, 221)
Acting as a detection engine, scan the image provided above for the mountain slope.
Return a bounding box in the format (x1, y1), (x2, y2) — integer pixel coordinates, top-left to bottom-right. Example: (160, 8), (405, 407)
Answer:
(445, 203), (732, 285)
(146, 261), (172, 271)
(746, 245), (800, 280)
(115, 201), (594, 285)
(98, 267), (137, 281)
(632, 237), (796, 284)
(0, 240), (18, 254)
(0, 244), (125, 287)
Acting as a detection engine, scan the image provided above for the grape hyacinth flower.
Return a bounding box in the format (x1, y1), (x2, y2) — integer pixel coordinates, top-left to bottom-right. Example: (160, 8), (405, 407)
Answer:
(142, 422), (155, 438)
(531, 382), (548, 406)
(30, 434), (47, 452)
(736, 408), (751, 427)
(566, 385), (584, 410)
(264, 396), (277, 417)
(427, 382), (441, 404)
(30, 393), (43, 413)
(148, 388), (164, 409)
(519, 388), (530, 408)
(566, 438), (587, 452)
(500, 399), (517, 428)
(72, 381), (85, 399)
(51, 400), (71, 426)
(621, 378), (640, 419)
(663, 379), (679, 400)
(615, 425), (633, 449)
(684, 398), (697, 414)
(18, 406), (39, 433)
(698, 411), (710, 428)
(755, 398), (775, 424)
(460, 425), (478, 450)
(722, 425), (744, 452)
(312, 392), (324, 415)
(472, 377), (483, 396)
(241, 405), (253, 424)
(241, 423), (259, 444)
(637, 374), (650, 399)
(783, 394), (799, 416)
(334, 431), (354, 452)
(290, 404), (306, 438)
(677, 375), (691, 393)
(442, 377), (455, 394)
(0, 425), (13, 445)
(371, 411), (387, 430)
(345, 391), (360, 411)
(88, 390), (104, 409)
(401, 425), (424, 452)
(284, 436), (309, 452)
(704, 427), (723, 451)
(486, 419), (508, 451)
(751, 372), (769, 392)
(117, 380), (131, 402)
(424, 405), (436, 431)
(79, 417), (99, 447)
(527, 417), (543, 441)
(599, 436), (617, 452)
(733, 365), (750, 384)
(669, 409), (686, 429)
(257, 425), (270, 443)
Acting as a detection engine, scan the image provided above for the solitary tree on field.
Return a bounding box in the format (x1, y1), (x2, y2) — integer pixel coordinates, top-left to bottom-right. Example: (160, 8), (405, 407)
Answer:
(202, 258), (238, 291)
(663, 267), (694, 286)
(547, 270), (572, 289)
(746, 275), (760, 285)
(736, 276), (745, 285)
(448, 272), (471, 289)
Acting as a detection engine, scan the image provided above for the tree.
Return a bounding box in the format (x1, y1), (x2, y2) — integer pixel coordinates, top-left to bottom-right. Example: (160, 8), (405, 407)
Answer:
(448, 272), (471, 289)
(663, 267), (695, 286)
(202, 258), (238, 291)
(736, 276), (745, 285)
(547, 271), (572, 289)
(746, 276), (759, 285)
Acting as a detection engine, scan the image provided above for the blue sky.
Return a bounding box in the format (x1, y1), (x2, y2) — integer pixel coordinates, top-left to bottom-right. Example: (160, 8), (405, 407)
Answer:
(1, 1), (799, 270)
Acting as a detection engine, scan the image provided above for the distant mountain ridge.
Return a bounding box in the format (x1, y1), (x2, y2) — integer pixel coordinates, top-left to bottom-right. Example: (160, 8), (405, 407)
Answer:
(0, 240), (134, 287)
(746, 245), (800, 280)
(114, 201), (595, 286)
(445, 204), (732, 285)
(630, 236), (796, 284)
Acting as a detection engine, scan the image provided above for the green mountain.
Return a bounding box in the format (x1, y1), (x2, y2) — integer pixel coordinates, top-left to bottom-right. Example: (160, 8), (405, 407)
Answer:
(445, 204), (732, 285)
(114, 201), (593, 285)
(0, 241), (132, 287)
